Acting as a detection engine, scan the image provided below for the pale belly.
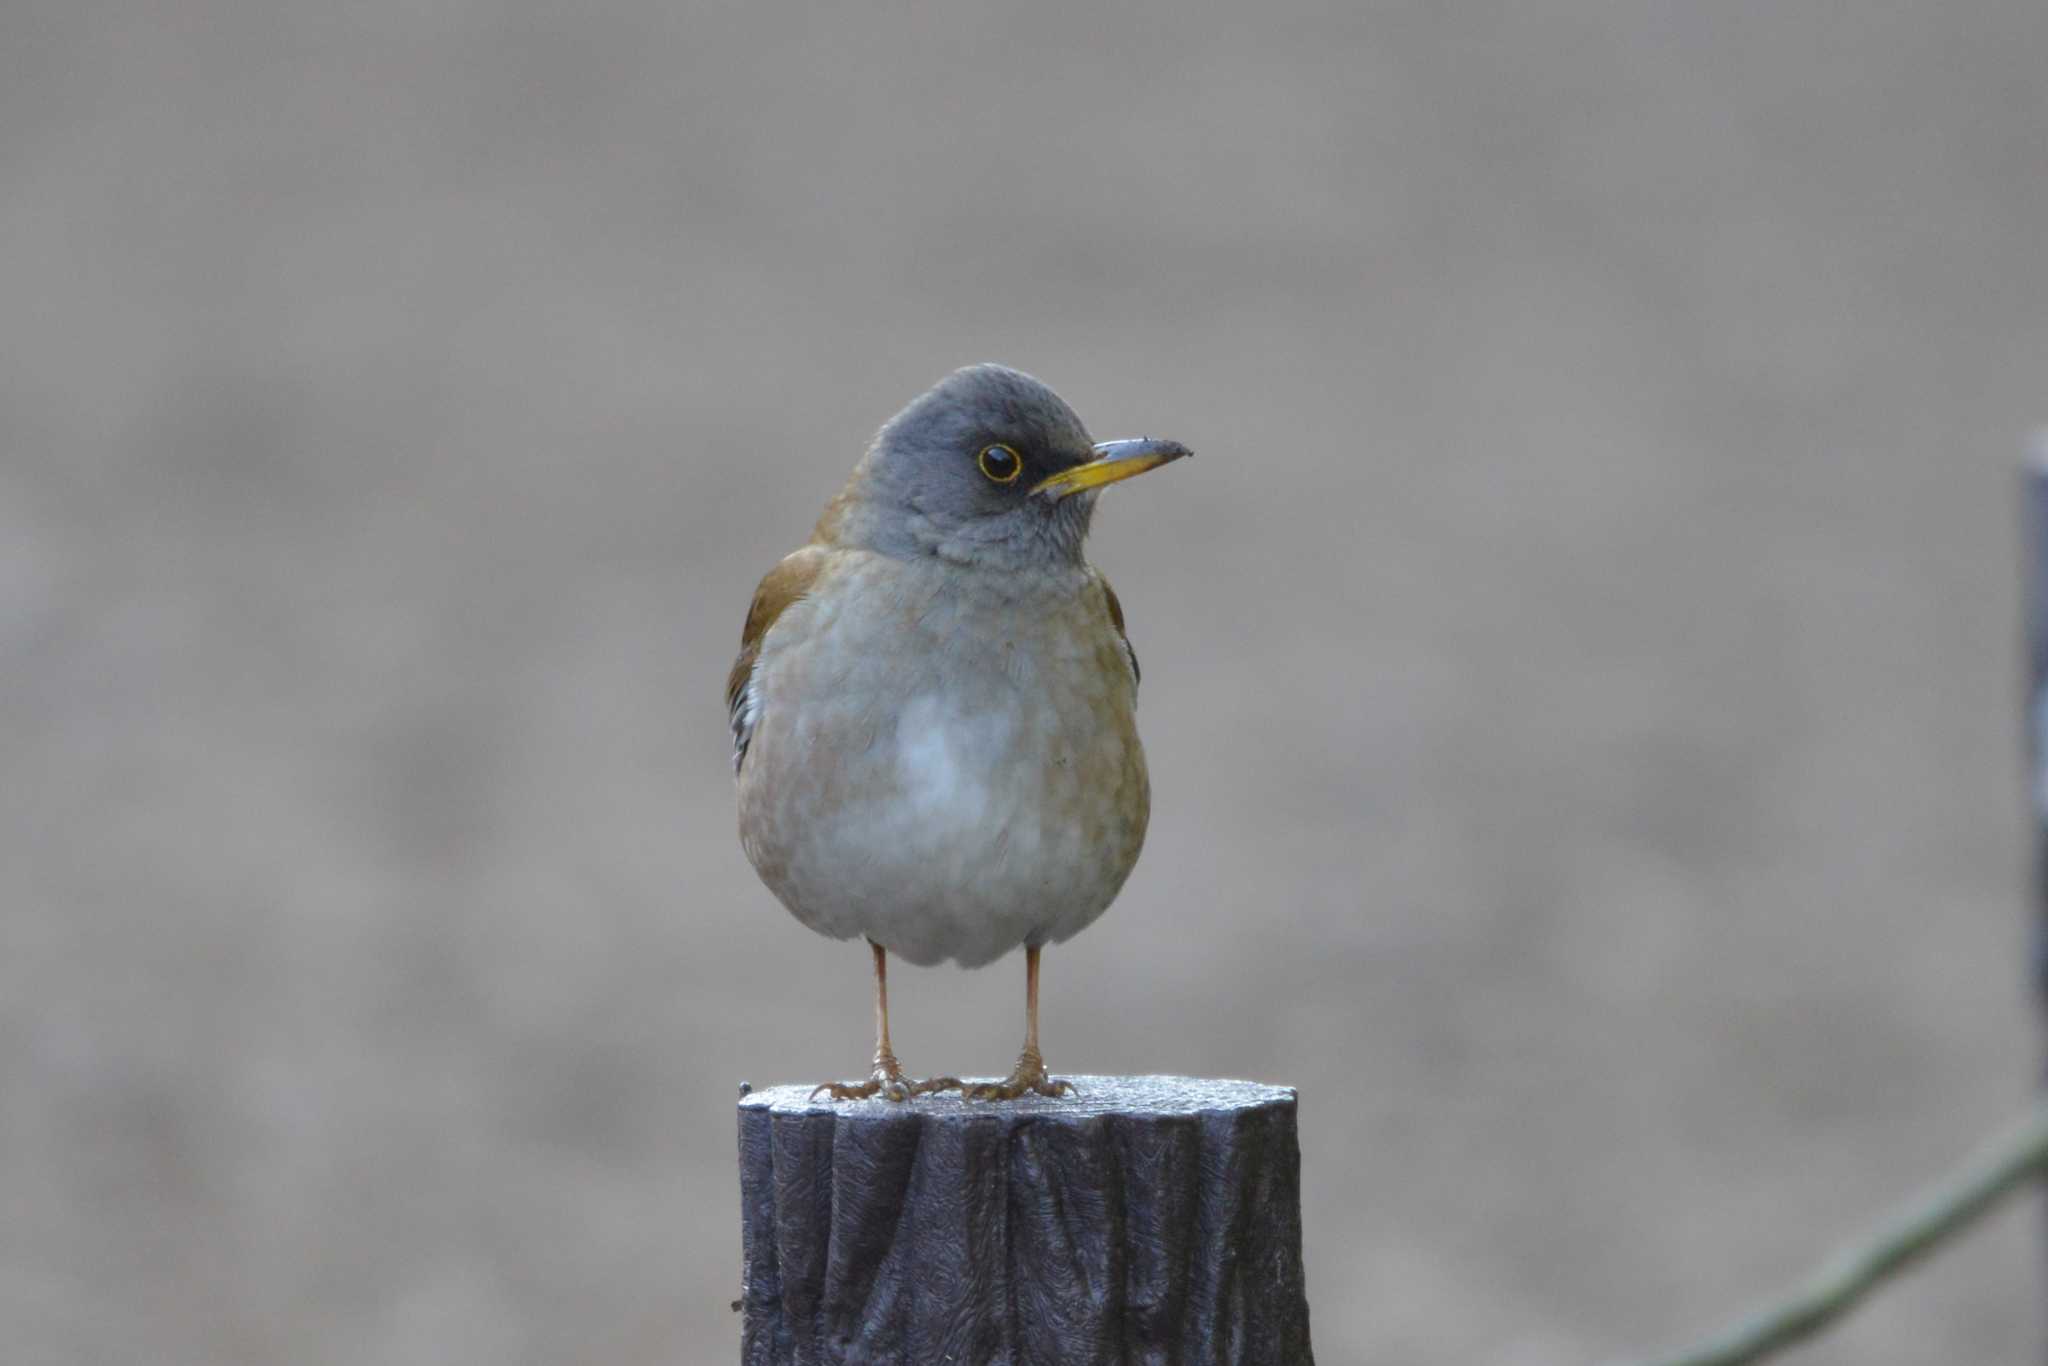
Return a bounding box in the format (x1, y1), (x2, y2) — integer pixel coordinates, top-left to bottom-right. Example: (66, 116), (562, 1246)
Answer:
(735, 561), (1149, 967)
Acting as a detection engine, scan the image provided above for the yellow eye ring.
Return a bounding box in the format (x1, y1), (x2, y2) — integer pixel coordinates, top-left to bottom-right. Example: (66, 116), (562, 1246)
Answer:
(977, 443), (1023, 484)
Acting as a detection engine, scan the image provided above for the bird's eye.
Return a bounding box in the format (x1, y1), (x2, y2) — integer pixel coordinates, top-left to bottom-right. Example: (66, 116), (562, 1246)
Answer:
(977, 443), (1023, 484)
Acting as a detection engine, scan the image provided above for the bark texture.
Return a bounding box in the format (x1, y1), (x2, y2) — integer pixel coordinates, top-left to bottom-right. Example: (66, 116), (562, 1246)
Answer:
(736, 1075), (1313, 1365)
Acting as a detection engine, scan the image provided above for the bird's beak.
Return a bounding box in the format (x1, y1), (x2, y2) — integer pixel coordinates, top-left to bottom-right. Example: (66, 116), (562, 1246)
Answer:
(1031, 437), (1192, 500)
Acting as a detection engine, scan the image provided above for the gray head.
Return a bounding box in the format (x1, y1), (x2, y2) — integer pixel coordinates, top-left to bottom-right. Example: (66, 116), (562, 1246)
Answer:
(823, 364), (1189, 570)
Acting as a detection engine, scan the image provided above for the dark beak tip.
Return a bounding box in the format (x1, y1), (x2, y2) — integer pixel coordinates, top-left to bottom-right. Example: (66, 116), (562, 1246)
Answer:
(1099, 437), (1193, 463)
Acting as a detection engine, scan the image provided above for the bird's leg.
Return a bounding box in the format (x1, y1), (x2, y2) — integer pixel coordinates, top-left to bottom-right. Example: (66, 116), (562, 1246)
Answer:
(811, 942), (959, 1101)
(963, 944), (1074, 1101)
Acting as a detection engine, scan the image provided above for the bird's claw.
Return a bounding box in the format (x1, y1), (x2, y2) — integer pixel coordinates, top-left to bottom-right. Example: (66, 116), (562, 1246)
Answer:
(809, 1056), (961, 1103)
(960, 1051), (1073, 1102)
(809, 1075), (910, 1103)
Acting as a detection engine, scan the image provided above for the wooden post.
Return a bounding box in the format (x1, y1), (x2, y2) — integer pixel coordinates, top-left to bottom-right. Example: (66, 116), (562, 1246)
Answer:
(736, 1075), (1314, 1365)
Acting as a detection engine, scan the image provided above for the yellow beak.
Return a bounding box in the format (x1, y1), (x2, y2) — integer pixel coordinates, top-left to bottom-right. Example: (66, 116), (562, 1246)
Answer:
(1031, 437), (1193, 500)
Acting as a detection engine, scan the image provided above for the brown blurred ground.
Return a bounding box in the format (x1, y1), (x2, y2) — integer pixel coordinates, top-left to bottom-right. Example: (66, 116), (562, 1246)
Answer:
(5, 3), (2047, 1363)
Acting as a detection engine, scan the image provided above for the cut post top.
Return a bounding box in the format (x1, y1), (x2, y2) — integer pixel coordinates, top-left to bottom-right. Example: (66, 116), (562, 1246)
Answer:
(738, 1073), (1296, 1118)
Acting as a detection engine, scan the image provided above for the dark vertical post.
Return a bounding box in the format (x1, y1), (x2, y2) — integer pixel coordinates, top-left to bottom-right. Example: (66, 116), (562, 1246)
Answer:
(736, 1075), (1314, 1365)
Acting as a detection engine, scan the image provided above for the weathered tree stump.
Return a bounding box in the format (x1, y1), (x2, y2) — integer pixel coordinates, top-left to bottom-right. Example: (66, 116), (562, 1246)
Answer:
(736, 1075), (1313, 1365)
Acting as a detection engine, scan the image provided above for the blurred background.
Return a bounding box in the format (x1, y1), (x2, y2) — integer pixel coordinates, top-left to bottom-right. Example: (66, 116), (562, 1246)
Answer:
(6, 2), (2047, 1363)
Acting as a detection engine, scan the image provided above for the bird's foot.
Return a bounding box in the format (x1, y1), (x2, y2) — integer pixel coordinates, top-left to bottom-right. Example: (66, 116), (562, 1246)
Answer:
(810, 1051), (960, 1103)
(960, 1049), (1073, 1102)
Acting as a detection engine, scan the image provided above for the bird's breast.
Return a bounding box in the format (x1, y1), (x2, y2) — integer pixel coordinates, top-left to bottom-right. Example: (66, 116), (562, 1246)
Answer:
(736, 553), (1149, 966)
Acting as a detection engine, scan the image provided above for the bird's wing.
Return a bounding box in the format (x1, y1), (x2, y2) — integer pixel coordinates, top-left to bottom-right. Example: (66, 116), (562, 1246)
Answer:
(727, 546), (828, 772)
(1092, 570), (1140, 691)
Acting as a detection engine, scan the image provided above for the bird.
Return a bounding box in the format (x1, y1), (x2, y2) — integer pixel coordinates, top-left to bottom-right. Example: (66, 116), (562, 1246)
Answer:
(728, 363), (1189, 1101)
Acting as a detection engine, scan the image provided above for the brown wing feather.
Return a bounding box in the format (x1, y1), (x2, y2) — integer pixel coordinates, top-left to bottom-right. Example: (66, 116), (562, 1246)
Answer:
(727, 547), (828, 771)
(1096, 572), (1140, 689)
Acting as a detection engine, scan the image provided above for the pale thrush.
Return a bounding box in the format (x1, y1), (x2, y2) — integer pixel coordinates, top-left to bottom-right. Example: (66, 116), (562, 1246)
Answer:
(728, 364), (1188, 1101)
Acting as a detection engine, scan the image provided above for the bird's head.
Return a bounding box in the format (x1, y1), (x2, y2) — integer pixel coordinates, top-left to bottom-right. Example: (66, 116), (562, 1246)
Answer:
(825, 364), (1190, 569)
